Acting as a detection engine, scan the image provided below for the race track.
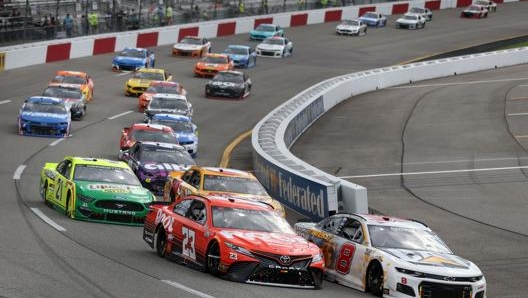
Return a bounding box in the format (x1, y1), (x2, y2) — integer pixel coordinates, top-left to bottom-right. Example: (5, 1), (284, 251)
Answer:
(1, 3), (527, 298)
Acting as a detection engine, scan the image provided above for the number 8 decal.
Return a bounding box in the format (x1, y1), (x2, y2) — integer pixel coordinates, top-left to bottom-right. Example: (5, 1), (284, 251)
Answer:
(336, 242), (356, 275)
(182, 227), (196, 260)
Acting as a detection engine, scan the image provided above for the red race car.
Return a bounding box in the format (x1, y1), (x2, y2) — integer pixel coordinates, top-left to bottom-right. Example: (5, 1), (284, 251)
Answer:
(119, 123), (179, 150)
(142, 194), (325, 289)
(138, 81), (187, 112)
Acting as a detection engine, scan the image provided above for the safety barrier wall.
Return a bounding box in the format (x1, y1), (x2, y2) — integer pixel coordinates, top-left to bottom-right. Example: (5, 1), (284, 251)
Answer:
(252, 47), (528, 221)
(1, 0), (519, 70)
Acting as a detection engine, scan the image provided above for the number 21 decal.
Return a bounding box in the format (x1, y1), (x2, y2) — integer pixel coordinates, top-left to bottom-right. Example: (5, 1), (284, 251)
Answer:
(336, 242), (356, 274)
(182, 227), (196, 260)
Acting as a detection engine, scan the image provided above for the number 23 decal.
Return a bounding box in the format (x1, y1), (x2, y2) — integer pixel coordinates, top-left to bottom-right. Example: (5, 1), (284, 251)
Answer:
(182, 227), (196, 260)
(336, 242), (356, 275)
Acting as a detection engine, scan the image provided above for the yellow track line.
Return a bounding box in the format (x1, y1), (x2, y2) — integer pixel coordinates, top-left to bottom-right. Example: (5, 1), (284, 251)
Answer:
(219, 129), (252, 168)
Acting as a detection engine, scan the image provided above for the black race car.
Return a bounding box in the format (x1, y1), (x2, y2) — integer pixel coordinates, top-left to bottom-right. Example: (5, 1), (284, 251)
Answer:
(205, 70), (252, 99)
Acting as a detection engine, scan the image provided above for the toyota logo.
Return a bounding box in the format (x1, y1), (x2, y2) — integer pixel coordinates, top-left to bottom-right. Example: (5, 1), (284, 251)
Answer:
(279, 255), (291, 264)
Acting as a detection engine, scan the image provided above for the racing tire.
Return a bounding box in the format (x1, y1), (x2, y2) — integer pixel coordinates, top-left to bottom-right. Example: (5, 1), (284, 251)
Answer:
(65, 193), (74, 218)
(366, 261), (384, 297)
(207, 241), (221, 276)
(40, 180), (48, 201)
(155, 227), (168, 258)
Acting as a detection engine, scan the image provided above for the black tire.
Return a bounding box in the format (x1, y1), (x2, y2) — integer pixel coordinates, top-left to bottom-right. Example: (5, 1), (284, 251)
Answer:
(65, 193), (73, 218)
(40, 180), (48, 201)
(155, 227), (168, 257)
(207, 241), (221, 276)
(367, 261), (384, 297)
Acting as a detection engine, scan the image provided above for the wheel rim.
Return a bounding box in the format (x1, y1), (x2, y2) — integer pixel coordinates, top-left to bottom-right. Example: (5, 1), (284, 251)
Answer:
(156, 229), (167, 257)
(207, 242), (220, 274)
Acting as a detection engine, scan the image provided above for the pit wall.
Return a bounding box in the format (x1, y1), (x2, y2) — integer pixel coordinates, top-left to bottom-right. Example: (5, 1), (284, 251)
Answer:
(0, 0), (518, 71)
(252, 47), (528, 221)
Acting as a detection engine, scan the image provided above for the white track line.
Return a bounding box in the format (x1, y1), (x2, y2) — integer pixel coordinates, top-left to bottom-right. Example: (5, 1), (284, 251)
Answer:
(108, 110), (133, 120)
(339, 166), (528, 179)
(0, 100), (11, 105)
(30, 208), (66, 232)
(400, 156), (528, 165)
(49, 138), (64, 146)
(389, 77), (528, 89)
(161, 280), (216, 298)
(13, 165), (26, 180)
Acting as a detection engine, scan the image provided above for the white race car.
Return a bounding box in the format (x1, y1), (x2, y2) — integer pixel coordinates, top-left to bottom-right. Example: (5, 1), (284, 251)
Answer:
(336, 19), (368, 36)
(474, 0), (497, 12)
(255, 36), (293, 58)
(407, 7), (433, 21)
(295, 213), (486, 298)
(395, 13), (426, 29)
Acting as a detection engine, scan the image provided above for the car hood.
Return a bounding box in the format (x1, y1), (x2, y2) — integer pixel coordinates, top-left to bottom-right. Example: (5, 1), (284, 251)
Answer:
(219, 231), (316, 255)
(19, 111), (69, 122)
(207, 80), (242, 88)
(225, 53), (248, 60)
(397, 18), (419, 24)
(113, 56), (145, 64)
(382, 248), (482, 274)
(204, 191), (273, 204)
(250, 30), (274, 36)
(337, 24), (360, 30)
(177, 132), (197, 142)
(257, 44), (284, 51)
(127, 78), (154, 87)
(75, 181), (152, 202)
(146, 108), (190, 115)
(196, 62), (225, 69)
(173, 44), (202, 50)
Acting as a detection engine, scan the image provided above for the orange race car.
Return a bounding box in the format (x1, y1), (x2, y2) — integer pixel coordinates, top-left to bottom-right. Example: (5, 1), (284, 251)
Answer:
(119, 123), (179, 150)
(193, 53), (234, 77)
(162, 165), (285, 217)
(49, 70), (94, 101)
(138, 81), (187, 112)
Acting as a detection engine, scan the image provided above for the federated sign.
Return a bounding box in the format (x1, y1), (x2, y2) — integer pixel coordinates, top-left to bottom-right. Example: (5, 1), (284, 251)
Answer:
(0, 52), (5, 72)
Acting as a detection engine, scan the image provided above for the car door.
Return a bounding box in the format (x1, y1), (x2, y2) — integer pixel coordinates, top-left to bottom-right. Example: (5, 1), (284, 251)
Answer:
(47, 159), (73, 211)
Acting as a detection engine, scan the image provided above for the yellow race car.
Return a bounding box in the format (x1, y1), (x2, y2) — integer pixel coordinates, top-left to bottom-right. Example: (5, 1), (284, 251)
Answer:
(162, 165), (286, 217)
(124, 68), (173, 96)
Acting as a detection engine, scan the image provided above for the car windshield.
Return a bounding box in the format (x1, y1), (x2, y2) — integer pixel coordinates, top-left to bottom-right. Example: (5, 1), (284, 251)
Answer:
(213, 72), (244, 83)
(368, 225), (452, 254)
(73, 164), (141, 185)
(146, 85), (181, 94)
(202, 56), (228, 64)
(203, 175), (268, 195)
(212, 206), (294, 233)
(363, 12), (377, 18)
(341, 20), (359, 26)
(52, 75), (87, 85)
(149, 97), (188, 110)
(224, 47), (248, 55)
(403, 15), (418, 20)
(256, 24), (275, 32)
(131, 129), (178, 144)
(42, 87), (83, 99)
(467, 5), (480, 9)
(133, 72), (165, 81)
(23, 102), (68, 114)
(181, 38), (202, 45)
(139, 148), (195, 165)
(262, 38), (284, 45)
(119, 49), (146, 58)
(150, 120), (193, 133)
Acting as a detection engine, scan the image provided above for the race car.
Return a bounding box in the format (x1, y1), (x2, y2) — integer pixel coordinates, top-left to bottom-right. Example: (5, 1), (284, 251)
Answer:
(112, 47), (155, 71)
(255, 36), (293, 58)
(143, 93), (193, 122)
(193, 53), (234, 77)
(39, 156), (155, 225)
(148, 113), (199, 158)
(395, 13), (426, 29)
(162, 165), (285, 217)
(407, 7), (433, 21)
(17, 96), (71, 138)
(172, 36), (212, 58)
(42, 84), (87, 120)
(460, 4), (488, 18)
(142, 194), (324, 288)
(120, 123), (179, 150)
(119, 141), (195, 195)
(474, 0), (497, 12)
(138, 81), (187, 112)
(49, 70), (94, 101)
(295, 213), (486, 298)
(124, 68), (173, 97)
(205, 70), (252, 99)
(358, 12), (387, 27)
(249, 23), (284, 41)
(221, 45), (257, 68)
(336, 19), (368, 36)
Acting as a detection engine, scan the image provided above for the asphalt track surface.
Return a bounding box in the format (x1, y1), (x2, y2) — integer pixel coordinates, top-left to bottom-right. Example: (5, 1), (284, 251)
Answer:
(1, 3), (527, 298)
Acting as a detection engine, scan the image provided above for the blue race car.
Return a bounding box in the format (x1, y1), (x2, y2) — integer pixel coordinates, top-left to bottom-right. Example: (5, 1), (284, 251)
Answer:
(358, 11), (387, 27)
(249, 23), (284, 41)
(222, 45), (257, 68)
(148, 113), (199, 158)
(17, 96), (71, 138)
(118, 141), (195, 195)
(112, 47), (155, 71)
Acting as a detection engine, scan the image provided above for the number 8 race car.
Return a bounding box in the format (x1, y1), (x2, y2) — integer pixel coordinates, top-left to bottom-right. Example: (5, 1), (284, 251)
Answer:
(295, 213), (486, 298)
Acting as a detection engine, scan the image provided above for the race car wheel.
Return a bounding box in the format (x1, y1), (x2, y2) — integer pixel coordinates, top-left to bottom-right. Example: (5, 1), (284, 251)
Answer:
(207, 241), (221, 276)
(40, 180), (48, 201)
(366, 261), (384, 297)
(155, 227), (168, 258)
(65, 193), (74, 218)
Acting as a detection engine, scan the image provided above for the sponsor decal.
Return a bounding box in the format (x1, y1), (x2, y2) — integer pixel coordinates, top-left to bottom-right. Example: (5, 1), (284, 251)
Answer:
(284, 96), (324, 147)
(155, 209), (174, 233)
(229, 252), (238, 260)
(419, 256), (467, 269)
(103, 209), (136, 215)
(144, 163), (185, 171)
